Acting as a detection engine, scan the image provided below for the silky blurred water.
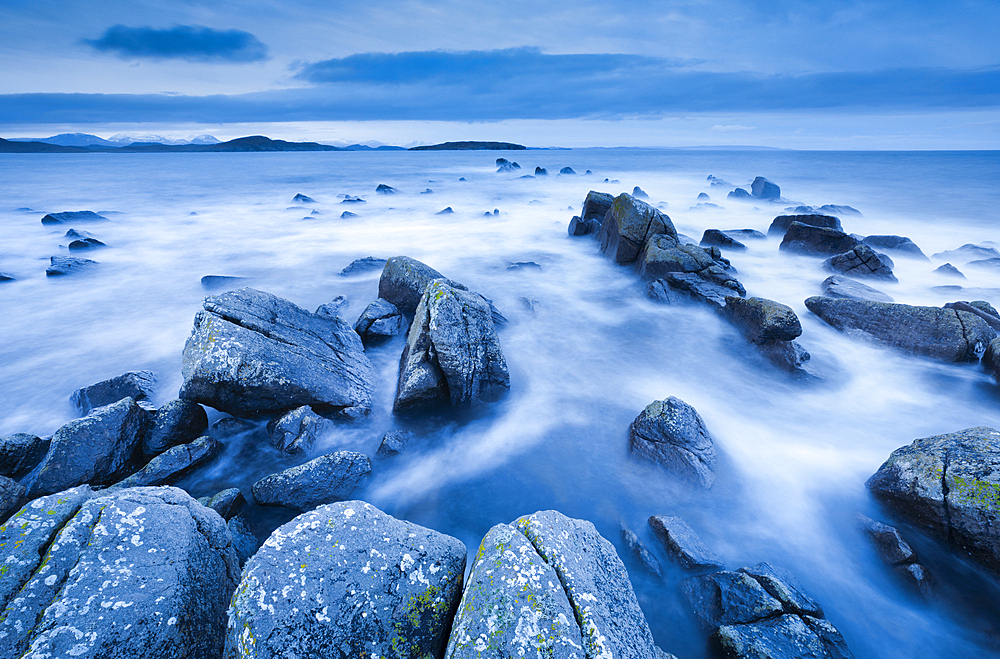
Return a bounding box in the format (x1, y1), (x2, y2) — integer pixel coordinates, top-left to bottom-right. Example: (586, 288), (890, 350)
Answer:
(1, 148), (1000, 657)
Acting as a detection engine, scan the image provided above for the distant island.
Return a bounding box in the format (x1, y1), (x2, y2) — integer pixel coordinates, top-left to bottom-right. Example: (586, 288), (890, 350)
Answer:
(0, 135), (408, 154)
(409, 141), (526, 151)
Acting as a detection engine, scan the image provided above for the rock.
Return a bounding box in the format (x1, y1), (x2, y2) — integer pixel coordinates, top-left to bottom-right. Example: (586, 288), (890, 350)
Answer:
(266, 405), (333, 454)
(867, 426), (1000, 573)
(422, 188), (434, 194)
(0, 272), (14, 282)
(725, 297), (802, 343)
(698, 192), (711, 200)
(437, 207), (455, 214)
(560, 167), (576, 175)
(823, 244), (897, 281)
(340, 210), (358, 218)
(648, 515), (725, 571)
(621, 523), (663, 579)
(315, 294), (348, 319)
(639, 236), (745, 308)
(228, 514), (258, 567)
(702, 229), (746, 250)
(820, 204), (862, 216)
(446, 522), (584, 659)
(637, 236), (715, 280)
(376, 430), (412, 458)
(379, 256), (506, 326)
(142, 398), (208, 458)
(24, 397), (150, 498)
(395, 280), (509, 413)
(179, 287), (374, 418)
(111, 435), (221, 489)
(629, 398), (717, 488)
(568, 215), (600, 236)
(225, 501), (466, 659)
(779, 223), (860, 256)
(932, 244), (1000, 262)
(728, 188), (752, 199)
(64, 228), (94, 239)
(251, 450), (371, 511)
(340, 256), (386, 276)
(863, 235), (927, 259)
(0, 486), (238, 659)
(712, 614), (853, 659)
(968, 300), (1000, 316)
(71, 369), (156, 416)
(0, 476), (25, 522)
(751, 177), (780, 199)
(857, 514), (919, 565)
(581, 191), (616, 222)
(292, 193), (315, 203)
(535, 166), (548, 176)
(514, 510), (658, 659)
(354, 298), (406, 345)
(632, 186), (649, 199)
(341, 195), (365, 203)
(201, 274), (246, 289)
(708, 175), (730, 187)
(768, 214), (843, 237)
(804, 297), (995, 363)
(205, 487), (246, 520)
(46, 255), (98, 276)
(211, 416), (255, 437)
(507, 261), (542, 271)
(660, 272), (746, 309)
(984, 338), (1000, 384)
(725, 229), (767, 241)
(943, 301), (1000, 332)
(934, 263), (965, 279)
(683, 571), (784, 628)
(820, 275), (894, 303)
(0, 433), (48, 478)
(68, 237), (106, 250)
(754, 340), (811, 374)
(40, 210), (108, 225)
(968, 257), (1000, 271)
(737, 563), (823, 617)
(497, 158), (521, 172)
(376, 183), (398, 194)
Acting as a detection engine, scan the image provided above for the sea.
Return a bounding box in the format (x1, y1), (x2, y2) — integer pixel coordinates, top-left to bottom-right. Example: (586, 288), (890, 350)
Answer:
(1, 148), (999, 657)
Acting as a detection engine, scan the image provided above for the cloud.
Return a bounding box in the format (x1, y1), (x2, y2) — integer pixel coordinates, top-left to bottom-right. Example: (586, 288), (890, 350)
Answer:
(84, 25), (268, 62)
(711, 125), (756, 132)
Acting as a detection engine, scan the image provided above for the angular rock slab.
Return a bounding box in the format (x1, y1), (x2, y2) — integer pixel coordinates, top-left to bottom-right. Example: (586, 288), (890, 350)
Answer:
(111, 435), (221, 489)
(251, 450), (371, 511)
(629, 398), (717, 488)
(768, 214), (842, 237)
(265, 404), (332, 454)
(779, 223), (859, 256)
(395, 280), (509, 414)
(225, 500), (466, 659)
(823, 244), (896, 282)
(0, 486), (239, 659)
(446, 523), (584, 659)
(867, 426), (1000, 573)
(820, 275), (893, 303)
(71, 370), (156, 416)
(682, 571), (784, 628)
(598, 193), (676, 265)
(712, 614), (854, 659)
(648, 515), (725, 572)
(805, 296), (995, 363)
(143, 398), (208, 458)
(514, 510), (658, 659)
(180, 287), (374, 417)
(354, 297), (406, 345)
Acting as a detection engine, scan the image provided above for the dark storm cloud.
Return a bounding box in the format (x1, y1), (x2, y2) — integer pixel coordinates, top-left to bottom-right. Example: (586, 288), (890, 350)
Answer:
(84, 25), (268, 62)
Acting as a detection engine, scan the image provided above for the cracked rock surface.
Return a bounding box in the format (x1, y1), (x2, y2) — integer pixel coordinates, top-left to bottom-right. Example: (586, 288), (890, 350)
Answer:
(598, 193), (675, 265)
(823, 244), (897, 281)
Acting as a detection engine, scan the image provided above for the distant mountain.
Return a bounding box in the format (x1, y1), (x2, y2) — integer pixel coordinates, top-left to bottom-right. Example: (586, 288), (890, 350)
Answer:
(0, 137), (91, 153)
(8, 133), (115, 147)
(107, 133), (220, 146)
(0, 135), (341, 153)
(409, 141), (526, 151)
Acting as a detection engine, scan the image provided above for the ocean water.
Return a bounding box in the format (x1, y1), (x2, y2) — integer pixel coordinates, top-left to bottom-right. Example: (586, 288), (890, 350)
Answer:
(1, 148), (1000, 657)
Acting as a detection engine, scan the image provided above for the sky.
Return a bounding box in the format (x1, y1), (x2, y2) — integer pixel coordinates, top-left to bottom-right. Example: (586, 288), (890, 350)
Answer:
(1, 0), (998, 148)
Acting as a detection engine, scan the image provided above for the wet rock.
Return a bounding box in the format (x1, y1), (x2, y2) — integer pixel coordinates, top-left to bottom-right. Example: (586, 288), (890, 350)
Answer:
(597, 193), (676, 265)
(379, 256), (465, 315)
(932, 243), (1000, 262)
(447, 523), (583, 659)
(0, 272), (14, 282)
(621, 523), (663, 579)
(660, 272), (745, 309)
(64, 228), (94, 239)
(633, 186), (649, 199)
(292, 193), (315, 203)
(820, 204), (862, 216)
(228, 514), (258, 567)
(251, 450), (371, 511)
(180, 287), (374, 418)
(437, 206), (455, 214)
(629, 398), (717, 488)
(820, 275), (894, 303)
(0, 433), (48, 478)
(211, 416), (255, 437)
(737, 562), (823, 617)
(376, 430), (412, 458)
(340, 210), (359, 218)
(754, 340), (811, 374)
(142, 398), (208, 458)
(805, 296), (995, 362)
(395, 280), (509, 414)
(201, 274), (246, 289)
(515, 510), (659, 659)
(535, 166), (548, 176)
(751, 177), (780, 200)
(568, 215), (600, 236)
(983, 338), (1000, 385)
(111, 435), (221, 489)
(560, 166), (576, 175)
(422, 188), (434, 194)
(266, 405), (332, 454)
(698, 192), (711, 201)
(823, 244), (897, 281)
(725, 229), (767, 241)
(40, 210), (108, 224)
(507, 261), (542, 271)
(780, 223), (860, 256)
(341, 195), (366, 203)
(857, 514), (933, 595)
(24, 397), (150, 498)
(639, 235), (745, 309)
(354, 298), (406, 345)
(943, 301), (1000, 332)
(863, 235), (927, 259)
(497, 157), (521, 172)
(376, 183), (398, 194)
(0, 486), (238, 659)
(225, 500), (465, 659)
(728, 188), (752, 199)
(708, 175), (730, 187)
(68, 237), (106, 250)
(315, 294), (348, 319)
(712, 614), (853, 659)
(725, 297), (802, 343)
(648, 515), (725, 571)
(71, 369), (156, 416)
(202, 487), (246, 520)
(682, 571), (784, 628)
(867, 426), (1000, 573)
(340, 256), (386, 276)
(702, 229), (747, 250)
(46, 255), (98, 276)
(768, 214), (843, 237)
(0, 476), (25, 522)
(934, 263), (965, 279)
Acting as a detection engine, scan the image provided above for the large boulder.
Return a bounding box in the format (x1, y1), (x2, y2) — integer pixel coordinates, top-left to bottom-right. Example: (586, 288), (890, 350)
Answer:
(180, 287), (374, 418)
(863, 235), (927, 259)
(823, 244), (897, 281)
(40, 210), (108, 225)
(820, 275), (894, 303)
(0, 433), (48, 478)
(724, 297), (802, 343)
(395, 280), (509, 414)
(71, 370), (156, 415)
(780, 223), (860, 256)
(24, 397), (150, 498)
(767, 214), (842, 237)
(378, 256), (506, 325)
(265, 404), (332, 454)
(0, 486), (239, 659)
(142, 398), (208, 458)
(225, 501), (466, 659)
(354, 298), (406, 345)
(640, 236), (745, 308)
(514, 510), (659, 659)
(867, 427), (1000, 573)
(597, 193), (676, 265)
(751, 177), (780, 200)
(251, 451), (371, 511)
(628, 397), (717, 488)
(805, 297), (995, 363)
(943, 301), (1000, 332)
(580, 190), (615, 222)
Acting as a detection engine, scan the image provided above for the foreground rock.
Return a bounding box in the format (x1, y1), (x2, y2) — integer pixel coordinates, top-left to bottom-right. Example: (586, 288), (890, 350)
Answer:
(751, 177), (780, 200)
(142, 398), (208, 458)
(598, 193), (675, 265)
(354, 298), (406, 344)
(0, 486), (239, 659)
(767, 214), (843, 237)
(340, 255), (386, 276)
(0, 432), (48, 477)
(820, 275), (894, 303)
(376, 430), (412, 458)
(180, 287), (374, 418)
(225, 501), (466, 659)
(378, 255), (505, 326)
(724, 297), (809, 373)
(649, 515), (724, 571)
(805, 297), (994, 363)
(823, 244), (897, 281)
(111, 435), (221, 489)
(266, 404), (332, 454)
(641, 238), (745, 308)
(251, 451), (371, 510)
(868, 426), (1000, 573)
(0, 476), (25, 522)
(46, 255), (98, 276)
(395, 280), (509, 413)
(857, 514), (933, 596)
(629, 397), (717, 488)
(71, 369), (156, 415)
(780, 223), (860, 256)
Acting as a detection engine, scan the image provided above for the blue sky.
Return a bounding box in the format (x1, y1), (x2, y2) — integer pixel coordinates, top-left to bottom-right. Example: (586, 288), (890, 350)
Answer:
(1, 0), (998, 147)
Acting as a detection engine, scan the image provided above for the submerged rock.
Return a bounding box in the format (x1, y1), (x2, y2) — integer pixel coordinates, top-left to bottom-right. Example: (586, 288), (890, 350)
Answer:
(266, 404), (332, 454)
(200, 274), (246, 290)
(701, 229), (746, 251)
(40, 210), (108, 225)
(354, 298), (406, 345)
(724, 228), (767, 241)
(180, 287), (374, 418)
(142, 398), (208, 458)
(649, 515), (725, 572)
(376, 430), (413, 458)
(598, 193), (675, 265)
(823, 244), (897, 281)
(560, 166), (576, 175)
(780, 223), (860, 256)
(292, 193), (315, 203)
(621, 523), (664, 579)
(768, 214), (843, 237)
(251, 451), (371, 511)
(71, 369), (156, 415)
(857, 514), (933, 596)
(728, 188), (752, 200)
(934, 263), (966, 279)
(863, 235), (927, 259)
(68, 237), (106, 250)
(225, 501), (466, 659)
(629, 397), (717, 488)
(497, 157), (521, 172)
(932, 243), (1000, 262)
(820, 275), (894, 303)
(340, 256), (386, 276)
(46, 255), (98, 276)
(376, 183), (398, 194)
(751, 177), (780, 200)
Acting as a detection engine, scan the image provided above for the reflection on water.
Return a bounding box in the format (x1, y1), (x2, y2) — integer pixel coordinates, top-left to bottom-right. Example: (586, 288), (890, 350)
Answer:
(2, 149), (1000, 657)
